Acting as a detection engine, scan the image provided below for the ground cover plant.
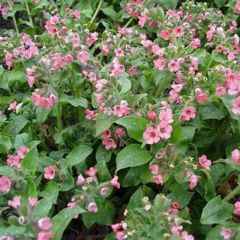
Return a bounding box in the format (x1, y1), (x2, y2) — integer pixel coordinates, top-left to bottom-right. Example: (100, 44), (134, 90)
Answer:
(0, 0), (240, 239)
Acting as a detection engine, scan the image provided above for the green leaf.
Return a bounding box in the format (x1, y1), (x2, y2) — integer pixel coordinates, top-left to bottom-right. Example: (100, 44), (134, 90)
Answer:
(21, 147), (38, 175)
(36, 108), (50, 124)
(0, 134), (12, 153)
(64, 145), (93, 169)
(95, 161), (111, 182)
(214, 0), (226, 7)
(52, 206), (85, 240)
(115, 116), (148, 142)
(200, 196), (233, 224)
(169, 188), (194, 208)
(7, 115), (28, 137)
(33, 182), (60, 218)
(118, 73), (132, 94)
(59, 95), (88, 108)
(101, 6), (119, 20)
(95, 113), (116, 136)
(83, 199), (115, 228)
(159, 0), (178, 9)
(96, 145), (112, 163)
(116, 144), (152, 171)
(212, 50), (228, 63)
(0, 166), (16, 179)
(199, 103), (225, 120)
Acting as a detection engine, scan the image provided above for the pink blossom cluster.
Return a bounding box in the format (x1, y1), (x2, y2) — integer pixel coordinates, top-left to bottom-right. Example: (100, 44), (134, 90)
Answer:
(149, 164), (164, 185)
(37, 217), (54, 240)
(143, 106), (173, 145)
(7, 146), (29, 168)
(0, 4), (8, 16)
(31, 92), (57, 109)
(4, 52), (14, 70)
(0, 176), (12, 193)
(198, 155), (212, 170)
(187, 172), (199, 190)
(26, 66), (37, 87)
(13, 34), (39, 59)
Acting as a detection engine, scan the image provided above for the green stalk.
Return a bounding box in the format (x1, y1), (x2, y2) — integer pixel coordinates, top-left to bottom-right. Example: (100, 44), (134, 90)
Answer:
(25, 0), (34, 28)
(57, 104), (63, 132)
(223, 185), (240, 202)
(7, 0), (19, 36)
(90, 0), (103, 23)
(124, 17), (134, 28)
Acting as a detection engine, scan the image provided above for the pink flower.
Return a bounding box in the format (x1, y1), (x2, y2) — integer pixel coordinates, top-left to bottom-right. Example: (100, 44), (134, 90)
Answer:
(76, 174), (85, 185)
(100, 187), (109, 196)
(159, 107), (173, 124)
(160, 29), (170, 40)
(138, 10), (148, 27)
(77, 51), (89, 65)
(181, 231), (194, 240)
(44, 166), (56, 180)
(143, 126), (160, 145)
(85, 167), (98, 177)
(8, 101), (17, 111)
(231, 149), (240, 164)
(112, 223), (122, 233)
(87, 202), (98, 213)
(8, 196), (21, 209)
(7, 154), (21, 168)
(148, 111), (156, 121)
(216, 86), (226, 96)
(199, 155), (212, 170)
(195, 88), (208, 103)
(4, 52), (14, 70)
(220, 228), (232, 240)
(115, 48), (124, 57)
(149, 164), (159, 175)
(0, 176), (12, 193)
(154, 58), (165, 70)
(190, 38), (201, 49)
(38, 217), (53, 231)
(189, 174), (199, 190)
(172, 26), (184, 37)
(102, 137), (117, 150)
(115, 128), (125, 138)
(17, 146), (29, 159)
(181, 107), (197, 121)
(110, 176), (121, 189)
(157, 121), (172, 140)
(153, 174), (164, 185)
(28, 197), (39, 207)
(101, 45), (109, 56)
(168, 60), (180, 72)
(37, 231), (54, 240)
(233, 201), (240, 215)
(86, 32), (98, 46)
(170, 225), (183, 235)
(231, 96), (240, 115)
(72, 10), (80, 19)
(85, 109), (96, 120)
(116, 231), (126, 240)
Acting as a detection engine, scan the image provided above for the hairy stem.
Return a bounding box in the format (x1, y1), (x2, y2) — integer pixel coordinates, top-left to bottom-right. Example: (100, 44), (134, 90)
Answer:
(57, 104), (63, 132)
(223, 185), (240, 202)
(25, 0), (34, 28)
(90, 0), (103, 23)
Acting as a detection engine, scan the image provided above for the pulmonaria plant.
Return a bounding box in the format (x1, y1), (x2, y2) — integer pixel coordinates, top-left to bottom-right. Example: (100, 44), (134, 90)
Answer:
(0, 0), (240, 239)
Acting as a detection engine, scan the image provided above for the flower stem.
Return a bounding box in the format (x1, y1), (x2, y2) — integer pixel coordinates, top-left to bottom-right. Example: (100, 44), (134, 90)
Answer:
(25, 0), (34, 28)
(124, 17), (134, 28)
(90, 0), (103, 23)
(7, 0), (19, 36)
(223, 185), (240, 202)
(57, 104), (63, 132)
